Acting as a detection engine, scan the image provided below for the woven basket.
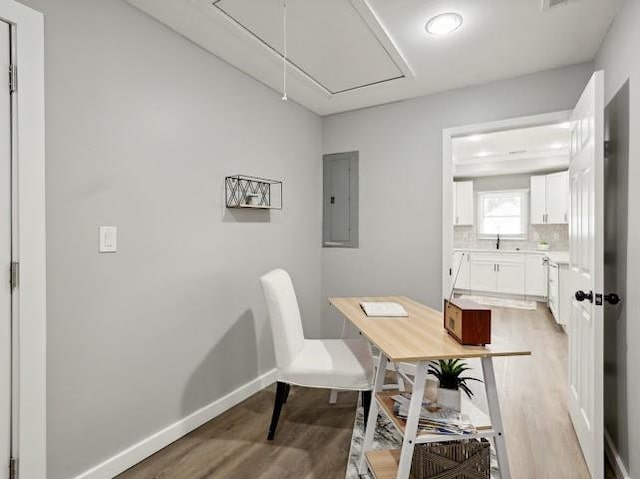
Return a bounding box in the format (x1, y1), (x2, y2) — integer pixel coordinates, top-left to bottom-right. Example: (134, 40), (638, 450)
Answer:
(410, 439), (490, 479)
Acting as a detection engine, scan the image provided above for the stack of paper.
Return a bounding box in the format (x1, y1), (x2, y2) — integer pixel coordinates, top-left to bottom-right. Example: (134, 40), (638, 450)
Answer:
(391, 393), (477, 435)
(359, 302), (408, 317)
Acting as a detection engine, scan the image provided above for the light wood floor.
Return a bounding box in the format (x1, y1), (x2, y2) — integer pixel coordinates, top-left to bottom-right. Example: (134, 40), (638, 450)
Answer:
(118, 303), (594, 479)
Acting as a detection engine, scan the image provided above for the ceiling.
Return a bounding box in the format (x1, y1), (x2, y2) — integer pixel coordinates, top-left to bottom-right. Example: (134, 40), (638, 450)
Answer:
(453, 122), (571, 178)
(125, 0), (621, 116)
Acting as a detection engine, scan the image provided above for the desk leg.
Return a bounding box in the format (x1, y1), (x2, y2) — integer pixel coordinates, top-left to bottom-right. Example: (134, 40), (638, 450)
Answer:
(396, 360), (428, 479)
(330, 317), (349, 405)
(482, 356), (511, 479)
(358, 353), (388, 474)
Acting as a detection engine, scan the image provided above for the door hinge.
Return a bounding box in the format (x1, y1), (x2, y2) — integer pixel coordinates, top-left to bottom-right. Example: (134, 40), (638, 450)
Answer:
(604, 140), (611, 157)
(10, 262), (19, 290)
(8, 64), (17, 93)
(9, 457), (17, 479)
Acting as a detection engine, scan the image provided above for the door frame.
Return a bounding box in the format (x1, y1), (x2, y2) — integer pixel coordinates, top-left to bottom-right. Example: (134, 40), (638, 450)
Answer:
(441, 110), (571, 299)
(0, 2), (46, 478)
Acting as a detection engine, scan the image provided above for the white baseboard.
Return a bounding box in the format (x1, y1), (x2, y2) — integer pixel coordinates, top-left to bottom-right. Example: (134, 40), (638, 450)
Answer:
(74, 368), (278, 479)
(605, 429), (631, 479)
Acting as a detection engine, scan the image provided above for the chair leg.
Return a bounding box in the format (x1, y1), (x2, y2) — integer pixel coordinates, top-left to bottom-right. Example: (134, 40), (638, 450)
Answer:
(283, 384), (291, 404)
(362, 390), (372, 430)
(268, 382), (288, 441)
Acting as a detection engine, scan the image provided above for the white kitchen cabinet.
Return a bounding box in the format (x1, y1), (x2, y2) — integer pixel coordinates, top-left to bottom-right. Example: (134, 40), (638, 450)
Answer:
(469, 259), (497, 292)
(530, 175), (547, 224)
(453, 181), (474, 226)
(451, 252), (470, 291)
(546, 171), (569, 224)
(525, 254), (548, 297)
(496, 261), (525, 295)
(530, 171), (569, 225)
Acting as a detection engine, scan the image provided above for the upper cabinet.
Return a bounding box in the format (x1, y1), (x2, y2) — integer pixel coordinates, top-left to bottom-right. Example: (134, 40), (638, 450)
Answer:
(530, 171), (569, 225)
(453, 181), (474, 226)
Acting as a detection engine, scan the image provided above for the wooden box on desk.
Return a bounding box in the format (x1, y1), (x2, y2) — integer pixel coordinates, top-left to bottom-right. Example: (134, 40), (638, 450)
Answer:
(443, 298), (491, 346)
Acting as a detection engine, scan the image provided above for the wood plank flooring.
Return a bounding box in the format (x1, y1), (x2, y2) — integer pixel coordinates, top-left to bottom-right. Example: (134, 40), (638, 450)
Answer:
(118, 303), (593, 479)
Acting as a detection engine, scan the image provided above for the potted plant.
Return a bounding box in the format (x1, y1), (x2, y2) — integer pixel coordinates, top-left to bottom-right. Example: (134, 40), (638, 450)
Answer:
(428, 359), (482, 411)
(537, 240), (550, 251)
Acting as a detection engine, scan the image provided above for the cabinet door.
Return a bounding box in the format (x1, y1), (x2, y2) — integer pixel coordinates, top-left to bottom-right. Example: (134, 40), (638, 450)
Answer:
(530, 175), (547, 224)
(496, 262), (525, 295)
(452, 182), (457, 224)
(455, 181), (474, 225)
(546, 171), (569, 224)
(525, 254), (548, 296)
(469, 261), (496, 292)
(452, 252), (470, 290)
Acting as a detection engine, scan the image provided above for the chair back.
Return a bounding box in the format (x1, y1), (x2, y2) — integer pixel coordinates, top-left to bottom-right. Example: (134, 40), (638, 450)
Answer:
(260, 269), (305, 368)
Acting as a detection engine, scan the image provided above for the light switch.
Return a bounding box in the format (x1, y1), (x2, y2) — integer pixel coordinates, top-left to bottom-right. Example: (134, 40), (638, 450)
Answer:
(99, 226), (117, 253)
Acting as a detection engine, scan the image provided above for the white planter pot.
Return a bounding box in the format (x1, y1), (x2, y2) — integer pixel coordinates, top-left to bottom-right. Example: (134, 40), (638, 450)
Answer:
(437, 387), (462, 411)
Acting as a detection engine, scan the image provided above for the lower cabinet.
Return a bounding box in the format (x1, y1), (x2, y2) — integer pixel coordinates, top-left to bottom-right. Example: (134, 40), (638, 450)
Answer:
(496, 261), (525, 295)
(451, 252), (470, 290)
(469, 260), (496, 292)
(525, 254), (548, 296)
(468, 254), (525, 295)
(456, 251), (548, 298)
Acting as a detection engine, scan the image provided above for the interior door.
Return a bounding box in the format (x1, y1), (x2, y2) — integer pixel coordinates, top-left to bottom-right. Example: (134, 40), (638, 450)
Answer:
(567, 71), (604, 479)
(0, 20), (12, 479)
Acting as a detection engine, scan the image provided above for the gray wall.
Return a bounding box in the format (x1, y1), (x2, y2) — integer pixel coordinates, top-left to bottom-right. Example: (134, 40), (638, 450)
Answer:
(18, 0), (322, 477)
(321, 63), (593, 338)
(595, 0), (640, 474)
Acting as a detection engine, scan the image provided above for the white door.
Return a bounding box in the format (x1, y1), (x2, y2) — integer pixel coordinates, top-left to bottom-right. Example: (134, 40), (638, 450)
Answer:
(0, 20), (12, 479)
(530, 175), (546, 224)
(496, 262), (525, 295)
(546, 171), (569, 224)
(567, 71), (604, 479)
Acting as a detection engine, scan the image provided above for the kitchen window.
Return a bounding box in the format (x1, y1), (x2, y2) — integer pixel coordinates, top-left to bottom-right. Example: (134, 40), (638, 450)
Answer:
(477, 190), (528, 238)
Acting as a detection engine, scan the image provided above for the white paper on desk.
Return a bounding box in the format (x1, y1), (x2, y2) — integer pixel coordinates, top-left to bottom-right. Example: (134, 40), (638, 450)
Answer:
(359, 302), (408, 317)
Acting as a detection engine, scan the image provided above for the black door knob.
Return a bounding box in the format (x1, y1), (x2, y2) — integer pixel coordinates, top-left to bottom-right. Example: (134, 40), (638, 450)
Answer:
(604, 293), (621, 305)
(575, 290), (593, 303)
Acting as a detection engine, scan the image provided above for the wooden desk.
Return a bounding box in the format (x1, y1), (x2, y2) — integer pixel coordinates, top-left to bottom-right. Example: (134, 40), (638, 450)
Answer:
(329, 296), (531, 479)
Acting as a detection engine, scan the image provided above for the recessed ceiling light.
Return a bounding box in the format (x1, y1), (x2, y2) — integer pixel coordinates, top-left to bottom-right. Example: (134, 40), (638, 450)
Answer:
(550, 142), (565, 149)
(477, 151), (490, 158)
(425, 13), (463, 36)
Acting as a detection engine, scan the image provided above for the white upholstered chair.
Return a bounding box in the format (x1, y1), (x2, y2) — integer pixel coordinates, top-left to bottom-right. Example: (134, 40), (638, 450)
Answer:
(260, 268), (374, 440)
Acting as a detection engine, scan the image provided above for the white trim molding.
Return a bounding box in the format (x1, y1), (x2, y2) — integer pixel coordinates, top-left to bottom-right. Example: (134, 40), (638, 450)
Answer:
(605, 429), (631, 479)
(74, 369), (278, 479)
(0, 1), (46, 478)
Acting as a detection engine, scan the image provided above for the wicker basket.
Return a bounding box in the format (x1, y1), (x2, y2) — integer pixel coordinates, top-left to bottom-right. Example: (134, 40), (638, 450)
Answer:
(410, 439), (490, 479)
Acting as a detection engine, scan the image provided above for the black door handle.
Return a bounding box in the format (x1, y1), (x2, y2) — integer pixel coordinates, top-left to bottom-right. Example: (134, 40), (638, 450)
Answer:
(604, 293), (621, 305)
(575, 290), (593, 303)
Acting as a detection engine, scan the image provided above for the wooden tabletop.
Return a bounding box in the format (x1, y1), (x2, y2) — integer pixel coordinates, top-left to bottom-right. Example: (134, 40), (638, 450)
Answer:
(329, 296), (531, 362)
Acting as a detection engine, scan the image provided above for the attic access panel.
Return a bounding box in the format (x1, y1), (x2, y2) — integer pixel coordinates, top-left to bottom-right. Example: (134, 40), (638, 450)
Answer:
(212, 0), (404, 94)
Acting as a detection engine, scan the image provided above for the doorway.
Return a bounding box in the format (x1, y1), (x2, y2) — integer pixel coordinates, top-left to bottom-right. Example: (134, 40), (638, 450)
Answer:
(440, 71), (608, 479)
(0, 19), (12, 479)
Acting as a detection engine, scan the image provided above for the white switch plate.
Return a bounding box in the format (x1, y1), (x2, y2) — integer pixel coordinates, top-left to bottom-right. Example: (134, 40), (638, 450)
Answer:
(99, 226), (117, 253)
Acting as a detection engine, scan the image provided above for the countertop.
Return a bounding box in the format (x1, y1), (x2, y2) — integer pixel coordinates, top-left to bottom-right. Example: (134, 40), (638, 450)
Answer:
(454, 248), (570, 264)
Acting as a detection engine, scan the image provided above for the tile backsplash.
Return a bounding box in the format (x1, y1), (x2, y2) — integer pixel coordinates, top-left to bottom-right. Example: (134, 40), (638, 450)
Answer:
(454, 224), (569, 251)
